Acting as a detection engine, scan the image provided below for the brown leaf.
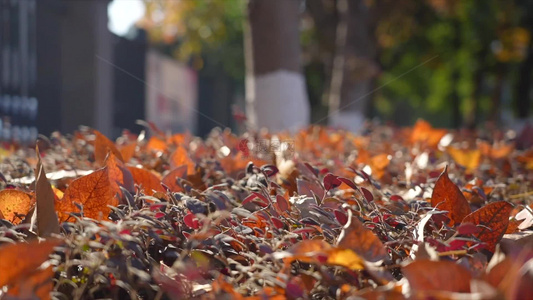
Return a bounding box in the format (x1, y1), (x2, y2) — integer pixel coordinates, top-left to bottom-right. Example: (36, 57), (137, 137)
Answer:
(162, 165), (188, 192)
(32, 150), (60, 237)
(106, 152), (135, 195)
(128, 166), (164, 195)
(0, 189), (33, 224)
(169, 146), (195, 175)
(0, 239), (60, 287)
(430, 166), (471, 226)
(326, 248), (364, 270)
(93, 129), (124, 167)
(402, 259), (472, 293)
(55, 167), (114, 222)
(7, 265), (54, 300)
(118, 142), (137, 163)
(462, 201), (513, 252)
(336, 211), (388, 262)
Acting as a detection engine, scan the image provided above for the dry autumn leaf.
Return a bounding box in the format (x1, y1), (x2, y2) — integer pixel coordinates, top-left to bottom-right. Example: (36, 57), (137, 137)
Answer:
(55, 167), (114, 222)
(169, 146), (195, 175)
(0, 239), (61, 287)
(128, 166), (165, 195)
(430, 166), (471, 226)
(336, 211), (388, 262)
(162, 165), (188, 192)
(106, 152), (135, 195)
(326, 248), (364, 270)
(447, 146), (482, 171)
(118, 142), (137, 163)
(410, 119), (448, 148)
(31, 150), (60, 237)
(0, 189), (33, 224)
(462, 201), (513, 252)
(402, 259), (472, 293)
(7, 265), (55, 300)
(93, 129), (124, 167)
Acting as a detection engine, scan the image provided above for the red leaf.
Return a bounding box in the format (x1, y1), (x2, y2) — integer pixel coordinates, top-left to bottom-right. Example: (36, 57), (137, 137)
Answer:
(403, 260), (472, 293)
(430, 166), (471, 226)
(323, 173), (341, 191)
(462, 201), (513, 252)
(336, 211), (388, 262)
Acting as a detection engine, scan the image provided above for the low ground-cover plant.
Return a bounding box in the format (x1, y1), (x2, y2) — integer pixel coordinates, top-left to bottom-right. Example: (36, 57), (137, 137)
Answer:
(0, 120), (532, 299)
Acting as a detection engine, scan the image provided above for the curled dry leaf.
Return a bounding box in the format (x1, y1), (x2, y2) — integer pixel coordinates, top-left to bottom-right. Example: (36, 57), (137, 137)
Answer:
(55, 167), (114, 222)
(0, 189), (33, 224)
(128, 166), (165, 195)
(93, 129), (124, 167)
(402, 259), (472, 293)
(462, 201), (513, 252)
(0, 239), (61, 287)
(336, 211), (388, 262)
(32, 149), (60, 237)
(430, 166), (471, 226)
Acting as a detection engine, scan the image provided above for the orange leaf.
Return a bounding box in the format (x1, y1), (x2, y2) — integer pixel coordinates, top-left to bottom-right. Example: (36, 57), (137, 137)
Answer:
(326, 248), (364, 270)
(430, 166), (471, 226)
(7, 265), (55, 300)
(127, 166), (164, 195)
(55, 167), (114, 222)
(93, 129), (123, 167)
(402, 260), (472, 293)
(461, 201), (512, 252)
(336, 211), (388, 262)
(0, 239), (61, 287)
(410, 119), (447, 148)
(274, 240), (331, 265)
(162, 165), (188, 192)
(118, 142), (137, 162)
(479, 141), (514, 159)
(169, 146), (195, 175)
(0, 189), (33, 224)
(106, 152), (135, 196)
(146, 136), (167, 152)
(447, 146), (481, 171)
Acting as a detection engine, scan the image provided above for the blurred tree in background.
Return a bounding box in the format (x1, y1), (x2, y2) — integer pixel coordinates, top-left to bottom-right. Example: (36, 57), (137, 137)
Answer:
(139, 0), (533, 130)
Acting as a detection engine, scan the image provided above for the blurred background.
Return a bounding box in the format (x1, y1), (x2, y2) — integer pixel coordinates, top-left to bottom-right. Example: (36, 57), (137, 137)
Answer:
(1, 0), (533, 141)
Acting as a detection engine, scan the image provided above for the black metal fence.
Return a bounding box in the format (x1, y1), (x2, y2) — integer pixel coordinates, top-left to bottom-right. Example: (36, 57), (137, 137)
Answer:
(0, 0), (38, 144)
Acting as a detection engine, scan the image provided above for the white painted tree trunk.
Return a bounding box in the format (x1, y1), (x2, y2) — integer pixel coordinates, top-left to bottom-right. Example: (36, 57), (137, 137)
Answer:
(244, 0), (310, 132)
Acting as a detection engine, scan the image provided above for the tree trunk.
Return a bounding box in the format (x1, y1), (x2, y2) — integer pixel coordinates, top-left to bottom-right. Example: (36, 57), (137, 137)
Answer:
(327, 0), (377, 132)
(516, 43), (533, 119)
(244, 0), (309, 132)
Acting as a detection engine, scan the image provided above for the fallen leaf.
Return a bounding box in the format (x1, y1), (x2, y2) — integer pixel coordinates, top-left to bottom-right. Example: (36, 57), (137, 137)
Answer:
(402, 260), (472, 293)
(118, 142), (137, 162)
(326, 248), (364, 270)
(447, 146), (481, 172)
(0, 189), (33, 224)
(336, 211), (388, 262)
(106, 152), (135, 195)
(31, 150), (60, 237)
(93, 129), (124, 167)
(430, 166), (471, 226)
(146, 136), (167, 152)
(410, 119), (447, 148)
(7, 265), (55, 300)
(0, 239), (60, 287)
(162, 165), (188, 192)
(128, 166), (165, 195)
(462, 201), (513, 252)
(55, 167), (114, 222)
(169, 146), (195, 175)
